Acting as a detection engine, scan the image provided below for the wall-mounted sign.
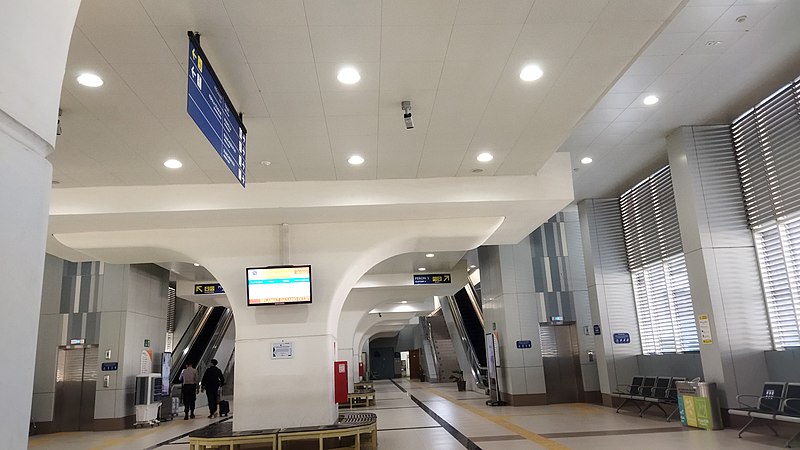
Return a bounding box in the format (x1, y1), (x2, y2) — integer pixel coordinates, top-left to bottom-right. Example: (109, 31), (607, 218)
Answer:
(516, 340), (532, 349)
(187, 32), (247, 187)
(195, 283), (225, 295)
(272, 341), (293, 359)
(143, 339), (150, 348)
(69, 338), (85, 345)
(101, 362), (118, 371)
(593, 325), (601, 335)
(698, 314), (713, 344)
(613, 332), (631, 344)
(413, 273), (451, 284)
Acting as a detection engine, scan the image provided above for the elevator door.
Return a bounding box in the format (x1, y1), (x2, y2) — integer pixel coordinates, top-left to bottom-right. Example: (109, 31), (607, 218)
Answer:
(539, 324), (584, 404)
(54, 346), (98, 431)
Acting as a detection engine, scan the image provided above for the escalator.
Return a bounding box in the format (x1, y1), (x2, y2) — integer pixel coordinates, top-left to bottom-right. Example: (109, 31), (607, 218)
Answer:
(453, 286), (486, 367)
(170, 306), (231, 386)
(441, 280), (488, 389)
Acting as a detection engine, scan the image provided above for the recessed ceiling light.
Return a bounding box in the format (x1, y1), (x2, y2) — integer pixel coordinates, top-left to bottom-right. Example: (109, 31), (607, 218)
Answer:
(400, 301), (408, 304)
(337, 67), (361, 85)
(163, 159), (183, 169)
(477, 152), (493, 162)
(417, 267), (426, 271)
(520, 65), (544, 82)
(193, 263), (200, 267)
(425, 253), (435, 258)
(260, 160), (272, 166)
(581, 157), (593, 165)
(643, 95), (659, 106)
(469, 265), (477, 269)
(77, 72), (104, 87)
(348, 155), (365, 165)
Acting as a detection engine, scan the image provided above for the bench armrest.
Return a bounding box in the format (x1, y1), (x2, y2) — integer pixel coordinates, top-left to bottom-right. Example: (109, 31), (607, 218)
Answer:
(735, 394), (760, 409)
(783, 398), (800, 415)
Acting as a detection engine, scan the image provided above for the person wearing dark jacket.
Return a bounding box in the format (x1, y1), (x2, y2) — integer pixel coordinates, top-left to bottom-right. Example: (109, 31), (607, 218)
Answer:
(201, 359), (225, 418)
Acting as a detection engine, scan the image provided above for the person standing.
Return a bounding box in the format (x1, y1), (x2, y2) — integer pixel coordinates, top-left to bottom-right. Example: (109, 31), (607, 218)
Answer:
(201, 359), (225, 418)
(179, 361), (199, 420)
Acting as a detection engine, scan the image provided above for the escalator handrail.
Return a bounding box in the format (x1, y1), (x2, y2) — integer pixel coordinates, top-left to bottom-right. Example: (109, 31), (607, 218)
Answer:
(421, 316), (440, 381)
(171, 306), (214, 384)
(445, 292), (487, 389)
(464, 279), (484, 328)
(195, 308), (233, 379)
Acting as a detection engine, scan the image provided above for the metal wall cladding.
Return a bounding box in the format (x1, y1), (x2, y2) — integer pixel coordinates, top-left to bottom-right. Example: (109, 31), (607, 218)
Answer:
(60, 261), (104, 345)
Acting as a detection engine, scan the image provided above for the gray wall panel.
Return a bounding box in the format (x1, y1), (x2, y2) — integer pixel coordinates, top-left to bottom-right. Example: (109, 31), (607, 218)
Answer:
(765, 348), (800, 381)
(637, 353), (703, 379)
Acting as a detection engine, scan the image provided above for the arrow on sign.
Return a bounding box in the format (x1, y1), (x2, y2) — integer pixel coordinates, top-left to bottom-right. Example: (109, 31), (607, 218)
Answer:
(195, 285), (203, 294)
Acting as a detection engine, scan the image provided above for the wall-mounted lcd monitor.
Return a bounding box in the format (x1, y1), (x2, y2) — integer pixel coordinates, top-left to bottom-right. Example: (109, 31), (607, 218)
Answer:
(246, 265), (312, 306)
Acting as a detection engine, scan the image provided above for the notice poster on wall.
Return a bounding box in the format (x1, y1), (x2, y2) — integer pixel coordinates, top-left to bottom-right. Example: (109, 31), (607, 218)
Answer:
(698, 314), (713, 344)
(140, 349), (153, 374)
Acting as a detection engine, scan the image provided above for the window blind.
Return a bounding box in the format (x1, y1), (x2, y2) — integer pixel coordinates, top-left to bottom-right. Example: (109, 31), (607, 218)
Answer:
(620, 166), (698, 354)
(733, 78), (800, 229)
(754, 220), (800, 349)
(733, 76), (800, 350)
(620, 166), (682, 271)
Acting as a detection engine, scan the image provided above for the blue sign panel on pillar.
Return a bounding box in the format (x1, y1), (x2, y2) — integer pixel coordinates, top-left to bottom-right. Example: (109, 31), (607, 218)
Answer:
(516, 340), (532, 349)
(187, 32), (247, 187)
(613, 332), (631, 344)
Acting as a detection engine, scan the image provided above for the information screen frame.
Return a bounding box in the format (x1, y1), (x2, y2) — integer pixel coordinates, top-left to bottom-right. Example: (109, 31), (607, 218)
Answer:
(246, 265), (312, 307)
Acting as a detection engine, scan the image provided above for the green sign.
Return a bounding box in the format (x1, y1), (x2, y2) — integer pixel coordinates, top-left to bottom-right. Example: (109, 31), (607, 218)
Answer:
(144, 339), (150, 348)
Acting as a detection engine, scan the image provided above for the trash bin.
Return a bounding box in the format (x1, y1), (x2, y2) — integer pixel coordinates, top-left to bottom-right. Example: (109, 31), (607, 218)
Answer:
(676, 380), (722, 430)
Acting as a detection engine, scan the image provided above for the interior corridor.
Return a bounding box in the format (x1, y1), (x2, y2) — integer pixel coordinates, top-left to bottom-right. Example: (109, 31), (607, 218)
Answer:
(29, 379), (789, 450)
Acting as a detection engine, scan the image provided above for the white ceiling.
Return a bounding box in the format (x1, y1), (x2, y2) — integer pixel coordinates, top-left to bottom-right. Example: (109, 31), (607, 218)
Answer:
(53, 0), (683, 188)
(566, 0), (800, 199)
(46, 0), (800, 335)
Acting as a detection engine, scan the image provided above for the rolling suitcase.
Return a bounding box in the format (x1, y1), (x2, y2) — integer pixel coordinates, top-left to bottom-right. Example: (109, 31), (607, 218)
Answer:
(219, 400), (230, 416)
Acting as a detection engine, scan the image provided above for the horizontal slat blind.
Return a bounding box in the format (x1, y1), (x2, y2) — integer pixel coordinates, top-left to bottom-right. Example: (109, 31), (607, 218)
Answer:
(733, 79), (800, 228)
(734, 76), (800, 350)
(621, 166), (698, 354)
(755, 221), (800, 349)
(632, 254), (699, 354)
(620, 166), (682, 271)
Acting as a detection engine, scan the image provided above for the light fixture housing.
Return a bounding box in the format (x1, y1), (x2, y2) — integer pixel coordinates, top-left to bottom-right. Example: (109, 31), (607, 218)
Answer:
(400, 301), (408, 304)
(348, 155), (365, 165)
(425, 253), (435, 258)
(469, 265), (477, 269)
(581, 157), (593, 165)
(643, 95), (659, 106)
(337, 67), (361, 85)
(520, 65), (544, 82)
(477, 152), (493, 162)
(77, 73), (104, 87)
(163, 159), (183, 169)
(417, 267), (426, 271)
(193, 263), (200, 267)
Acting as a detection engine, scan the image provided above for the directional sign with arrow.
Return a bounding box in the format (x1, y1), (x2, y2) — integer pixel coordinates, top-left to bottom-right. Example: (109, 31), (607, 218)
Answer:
(194, 283), (224, 295)
(413, 273), (451, 285)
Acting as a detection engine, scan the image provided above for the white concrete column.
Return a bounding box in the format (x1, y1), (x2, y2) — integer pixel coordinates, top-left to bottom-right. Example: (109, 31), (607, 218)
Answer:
(667, 126), (771, 408)
(578, 199), (641, 404)
(1, 0), (80, 442)
(0, 118), (53, 448)
(479, 244), (547, 405)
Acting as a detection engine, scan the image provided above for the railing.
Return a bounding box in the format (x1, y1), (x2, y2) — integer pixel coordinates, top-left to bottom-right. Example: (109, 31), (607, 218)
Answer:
(170, 306), (212, 384)
(195, 308), (234, 381)
(443, 286), (487, 390)
(420, 316), (440, 382)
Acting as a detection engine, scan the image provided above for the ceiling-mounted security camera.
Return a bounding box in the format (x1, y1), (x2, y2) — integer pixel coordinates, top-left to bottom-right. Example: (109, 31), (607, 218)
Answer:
(402, 100), (414, 130)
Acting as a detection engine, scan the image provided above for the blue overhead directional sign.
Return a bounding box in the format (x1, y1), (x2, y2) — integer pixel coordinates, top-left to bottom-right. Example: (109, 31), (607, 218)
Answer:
(187, 32), (247, 187)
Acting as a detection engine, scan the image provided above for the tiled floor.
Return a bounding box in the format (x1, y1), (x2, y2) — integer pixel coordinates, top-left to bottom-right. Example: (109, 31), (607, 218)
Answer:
(28, 379), (795, 449)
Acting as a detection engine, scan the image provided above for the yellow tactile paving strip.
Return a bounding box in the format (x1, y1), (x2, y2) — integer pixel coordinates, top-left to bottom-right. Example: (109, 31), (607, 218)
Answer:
(421, 386), (571, 450)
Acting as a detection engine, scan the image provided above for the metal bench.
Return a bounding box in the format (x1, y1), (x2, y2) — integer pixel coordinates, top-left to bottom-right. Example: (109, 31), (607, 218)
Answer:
(729, 381), (800, 447)
(613, 376), (645, 413)
(639, 377), (685, 422)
